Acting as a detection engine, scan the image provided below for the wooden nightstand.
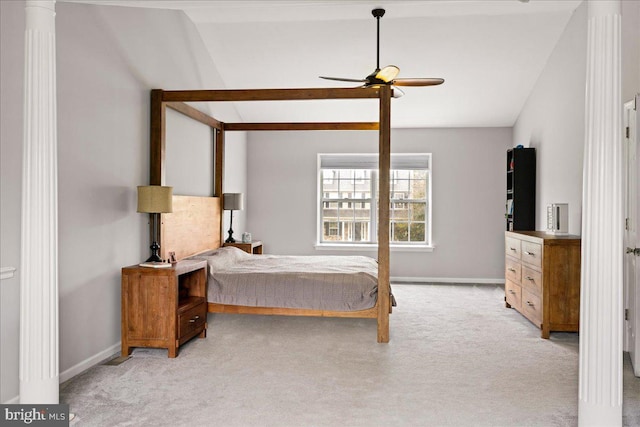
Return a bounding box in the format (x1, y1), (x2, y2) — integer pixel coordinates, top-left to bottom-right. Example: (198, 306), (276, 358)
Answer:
(121, 259), (207, 358)
(223, 240), (263, 254)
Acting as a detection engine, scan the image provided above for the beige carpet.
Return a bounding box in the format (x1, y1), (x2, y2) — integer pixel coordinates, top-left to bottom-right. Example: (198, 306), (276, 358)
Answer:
(61, 284), (640, 426)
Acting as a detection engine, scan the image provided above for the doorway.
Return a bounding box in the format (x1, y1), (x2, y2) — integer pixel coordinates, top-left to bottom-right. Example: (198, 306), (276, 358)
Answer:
(624, 94), (640, 376)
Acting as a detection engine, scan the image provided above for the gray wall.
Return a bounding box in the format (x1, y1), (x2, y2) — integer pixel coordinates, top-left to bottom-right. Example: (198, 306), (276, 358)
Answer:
(621, 0), (640, 103)
(0, 0), (26, 405)
(0, 1), (246, 403)
(245, 128), (512, 281)
(513, 0), (640, 236)
(512, 2), (587, 235)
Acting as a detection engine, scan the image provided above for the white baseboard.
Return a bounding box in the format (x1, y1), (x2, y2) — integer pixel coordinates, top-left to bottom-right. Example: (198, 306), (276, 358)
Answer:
(59, 342), (121, 384)
(391, 276), (504, 284)
(3, 342), (121, 404)
(4, 395), (19, 404)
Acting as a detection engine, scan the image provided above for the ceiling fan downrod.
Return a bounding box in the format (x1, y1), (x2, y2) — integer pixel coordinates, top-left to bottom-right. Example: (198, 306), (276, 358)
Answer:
(372, 8), (385, 71)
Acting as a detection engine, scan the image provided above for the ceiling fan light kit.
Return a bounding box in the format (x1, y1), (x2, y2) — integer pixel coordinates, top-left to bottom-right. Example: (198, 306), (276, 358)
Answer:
(373, 65), (400, 83)
(319, 8), (444, 93)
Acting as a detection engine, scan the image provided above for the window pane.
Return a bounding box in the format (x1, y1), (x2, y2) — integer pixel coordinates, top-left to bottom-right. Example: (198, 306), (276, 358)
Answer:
(355, 202), (371, 221)
(409, 171), (427, 199)
(393, 170), (411, 180)
(353, 182), (371, 199)
(322, 170), (337, 190)
(338, 170), (353, 179)
(323, 221), (341, 241)
(321, 168), (374, 243)
(353, 221), (369, 241)
(391, 204), (409, 220)
(410, 203), (426, 221)
(410, 223), (426, 242)
(391, 173), (410, 199)
(391, 222), (409, 242)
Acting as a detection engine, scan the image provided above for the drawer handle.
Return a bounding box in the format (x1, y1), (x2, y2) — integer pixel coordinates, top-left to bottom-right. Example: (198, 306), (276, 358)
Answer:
(510, 247), (517, 252)
(525, 276), (535, 281)
(508, 290), (516, 295)
(526, 301), (535, 307)
(524, 251), (535, 256)
(508, 268), (516, 272)
(189, 315), (200, 323)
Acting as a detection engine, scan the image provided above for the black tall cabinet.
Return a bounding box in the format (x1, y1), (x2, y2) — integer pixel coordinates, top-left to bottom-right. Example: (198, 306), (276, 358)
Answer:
(506, 148), (536, 231)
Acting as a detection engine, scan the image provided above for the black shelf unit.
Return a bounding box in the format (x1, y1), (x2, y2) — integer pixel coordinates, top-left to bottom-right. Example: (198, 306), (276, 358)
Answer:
(506, 148), (536, 231)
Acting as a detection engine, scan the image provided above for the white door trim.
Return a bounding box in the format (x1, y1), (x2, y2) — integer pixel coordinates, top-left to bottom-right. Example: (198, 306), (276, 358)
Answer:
(623, 95), (640, 376)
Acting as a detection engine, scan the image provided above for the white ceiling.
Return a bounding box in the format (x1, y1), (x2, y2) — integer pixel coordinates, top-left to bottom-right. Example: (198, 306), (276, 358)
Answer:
(64, 0), (583, 128)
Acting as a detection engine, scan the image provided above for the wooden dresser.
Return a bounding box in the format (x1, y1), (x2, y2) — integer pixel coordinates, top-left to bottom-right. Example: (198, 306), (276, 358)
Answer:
(121, 259), (207, 357)
(504, 231), (581, 338)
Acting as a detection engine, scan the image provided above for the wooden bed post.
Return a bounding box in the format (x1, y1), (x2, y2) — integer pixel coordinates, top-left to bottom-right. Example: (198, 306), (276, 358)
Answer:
(215, 128), (225, 241)
(215, 128), (224, 197)
(377, 85), (391, 343)
(150, 89), (166, 186)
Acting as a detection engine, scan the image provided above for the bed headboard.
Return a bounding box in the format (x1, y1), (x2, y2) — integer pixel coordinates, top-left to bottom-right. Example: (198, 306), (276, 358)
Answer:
(160, 195), (221, 260)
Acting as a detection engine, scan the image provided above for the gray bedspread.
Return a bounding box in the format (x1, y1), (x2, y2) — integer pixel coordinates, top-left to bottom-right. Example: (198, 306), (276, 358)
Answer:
(192, 247), (378, 311)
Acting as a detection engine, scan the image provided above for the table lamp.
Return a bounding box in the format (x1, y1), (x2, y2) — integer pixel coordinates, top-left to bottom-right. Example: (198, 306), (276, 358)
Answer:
(137, 185), (173, 262)
(223, 193), (244, 243)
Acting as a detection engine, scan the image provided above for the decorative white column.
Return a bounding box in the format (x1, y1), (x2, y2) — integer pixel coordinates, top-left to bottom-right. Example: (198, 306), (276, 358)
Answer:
(20, 0), (59, 404)
(579, 1), (623, 426)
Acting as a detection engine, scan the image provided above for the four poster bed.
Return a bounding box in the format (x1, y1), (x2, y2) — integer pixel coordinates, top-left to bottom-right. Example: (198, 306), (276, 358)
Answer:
(150, 86), (394, 343)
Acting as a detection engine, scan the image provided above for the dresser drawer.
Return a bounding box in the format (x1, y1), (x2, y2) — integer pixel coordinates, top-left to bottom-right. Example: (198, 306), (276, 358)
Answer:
(505, 236), (521, 259)
(521, 241), (542, 267)
(505, 257), (521, 283)
(505, 279), (522, 310)
(178, 301), (206, 339)
(521, 289), (542, 325)
(521, 265), (542, 295)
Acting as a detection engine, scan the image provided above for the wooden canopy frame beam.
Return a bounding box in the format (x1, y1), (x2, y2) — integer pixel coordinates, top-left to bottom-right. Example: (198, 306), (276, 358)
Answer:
(161, 87), (380, 102)
(150, 86), (392, 343)
(224, 122), (379, 131)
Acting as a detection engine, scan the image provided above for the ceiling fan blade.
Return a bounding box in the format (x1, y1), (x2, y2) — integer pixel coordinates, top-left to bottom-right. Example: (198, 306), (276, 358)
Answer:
(320, 76), (368, 83)
(392, 78), (445, 87)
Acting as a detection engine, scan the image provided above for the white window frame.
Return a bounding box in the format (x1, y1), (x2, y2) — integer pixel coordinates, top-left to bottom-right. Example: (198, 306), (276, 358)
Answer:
(316, 153), (433, 251)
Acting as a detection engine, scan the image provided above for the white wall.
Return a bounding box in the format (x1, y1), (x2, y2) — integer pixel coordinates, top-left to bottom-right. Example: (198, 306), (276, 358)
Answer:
(621, 0), (640, 104)
(222, 131), (248, 238)
(0, 1), (246, 403)
(513, 0), (640, 236)
(246, 128), (511, 281)
(166, 109), (215, 197)
(512, 2), (587, 236)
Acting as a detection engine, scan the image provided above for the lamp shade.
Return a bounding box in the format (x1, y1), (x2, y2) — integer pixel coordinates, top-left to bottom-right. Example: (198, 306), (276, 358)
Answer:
(223, 193), (244, 211)
(137, 186), (173, 213)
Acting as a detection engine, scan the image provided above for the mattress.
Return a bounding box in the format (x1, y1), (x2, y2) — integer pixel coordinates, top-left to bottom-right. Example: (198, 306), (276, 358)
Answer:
(191, 247), (379, 311)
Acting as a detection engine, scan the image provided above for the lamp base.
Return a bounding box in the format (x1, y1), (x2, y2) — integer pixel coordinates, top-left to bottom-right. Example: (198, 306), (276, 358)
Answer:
(225, 209), (236, 243)
(146, 241), (163, 262)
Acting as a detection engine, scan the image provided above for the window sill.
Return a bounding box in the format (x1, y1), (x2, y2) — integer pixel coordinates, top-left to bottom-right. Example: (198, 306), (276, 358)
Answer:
(314, 243), (434, 253)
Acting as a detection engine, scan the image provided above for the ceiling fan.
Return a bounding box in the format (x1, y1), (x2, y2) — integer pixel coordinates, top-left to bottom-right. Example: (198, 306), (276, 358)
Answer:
(320, 8), (444, 96)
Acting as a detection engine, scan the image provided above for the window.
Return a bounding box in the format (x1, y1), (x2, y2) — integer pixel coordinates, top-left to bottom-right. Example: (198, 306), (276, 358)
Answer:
(318, 154), (431, 246)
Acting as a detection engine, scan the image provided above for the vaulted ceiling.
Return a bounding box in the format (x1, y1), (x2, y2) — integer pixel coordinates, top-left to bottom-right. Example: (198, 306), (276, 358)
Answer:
(63, 0), (583, 128)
